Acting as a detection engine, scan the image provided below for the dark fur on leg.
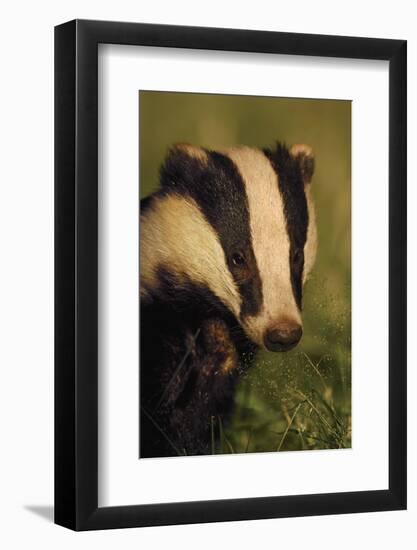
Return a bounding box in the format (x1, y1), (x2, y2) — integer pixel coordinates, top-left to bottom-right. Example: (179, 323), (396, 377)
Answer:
(140, 283), (255, 458)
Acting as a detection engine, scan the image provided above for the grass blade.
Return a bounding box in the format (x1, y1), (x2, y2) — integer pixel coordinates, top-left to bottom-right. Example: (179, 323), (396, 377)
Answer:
(141, 406), (183, 456)
(277, 402), (302, 452)
(153, 328), (201, 413)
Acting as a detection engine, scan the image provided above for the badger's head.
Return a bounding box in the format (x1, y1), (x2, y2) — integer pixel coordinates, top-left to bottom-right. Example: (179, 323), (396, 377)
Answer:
(140, 143), (317, 352)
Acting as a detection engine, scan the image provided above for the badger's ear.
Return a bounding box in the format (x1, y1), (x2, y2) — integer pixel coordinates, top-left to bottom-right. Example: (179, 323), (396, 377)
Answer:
(290, 144), (315, 185)
(159, 143), (208, 191)
(170, 143), (208, 163)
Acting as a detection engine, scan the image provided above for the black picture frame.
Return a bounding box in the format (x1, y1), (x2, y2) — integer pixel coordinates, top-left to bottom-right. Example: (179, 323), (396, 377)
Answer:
(55, 19), (407, 531)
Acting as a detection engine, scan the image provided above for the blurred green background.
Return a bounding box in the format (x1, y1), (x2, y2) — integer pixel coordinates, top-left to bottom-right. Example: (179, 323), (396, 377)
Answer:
(140, 91), (351, 454)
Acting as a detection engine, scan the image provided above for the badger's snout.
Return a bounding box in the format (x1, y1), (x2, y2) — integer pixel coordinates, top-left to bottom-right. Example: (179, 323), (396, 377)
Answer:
(264, 320), (302, 352)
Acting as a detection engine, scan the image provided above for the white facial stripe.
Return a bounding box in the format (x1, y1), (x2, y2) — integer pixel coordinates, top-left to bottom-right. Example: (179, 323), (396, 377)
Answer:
(140, 194), (241, 317)
(303, 186), (318, 283)
(224, 147), (301, 345)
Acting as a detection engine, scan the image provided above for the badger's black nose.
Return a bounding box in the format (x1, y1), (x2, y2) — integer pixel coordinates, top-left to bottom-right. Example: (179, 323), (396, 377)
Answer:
(264, 322), (302, 352)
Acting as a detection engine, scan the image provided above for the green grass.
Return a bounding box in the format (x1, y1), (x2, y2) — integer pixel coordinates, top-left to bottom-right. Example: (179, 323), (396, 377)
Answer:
(222, 351), (351, 454)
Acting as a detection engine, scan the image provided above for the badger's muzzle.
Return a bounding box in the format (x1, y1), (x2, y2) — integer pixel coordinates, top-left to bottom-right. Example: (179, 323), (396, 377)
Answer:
(264, 320), (302, 352)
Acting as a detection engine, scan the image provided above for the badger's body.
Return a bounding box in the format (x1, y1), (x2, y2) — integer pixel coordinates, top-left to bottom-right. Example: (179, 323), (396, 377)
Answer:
(140, 143), (317, 457)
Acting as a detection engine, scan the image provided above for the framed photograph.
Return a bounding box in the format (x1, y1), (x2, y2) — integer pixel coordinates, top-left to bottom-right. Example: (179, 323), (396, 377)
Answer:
(55, 19), (406, 530)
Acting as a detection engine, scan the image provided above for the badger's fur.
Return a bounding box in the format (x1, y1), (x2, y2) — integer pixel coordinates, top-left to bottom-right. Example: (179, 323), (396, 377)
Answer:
(140, 142), (317, 457)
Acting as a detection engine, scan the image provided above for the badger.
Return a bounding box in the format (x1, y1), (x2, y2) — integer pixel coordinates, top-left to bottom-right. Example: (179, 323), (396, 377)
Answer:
(140, 142), (317, 458)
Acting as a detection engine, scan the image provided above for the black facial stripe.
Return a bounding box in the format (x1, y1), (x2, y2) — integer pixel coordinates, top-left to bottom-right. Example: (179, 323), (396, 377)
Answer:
(140, 194), (154, 213)
(205, 152), (263, 318)
(154, 265), (233, 320)
(263, 144), (309, 309)
(160, 149), (263, 318)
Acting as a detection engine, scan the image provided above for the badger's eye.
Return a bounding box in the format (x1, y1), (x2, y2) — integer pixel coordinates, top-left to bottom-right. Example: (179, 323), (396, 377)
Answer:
(231, 252), (246, 267)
